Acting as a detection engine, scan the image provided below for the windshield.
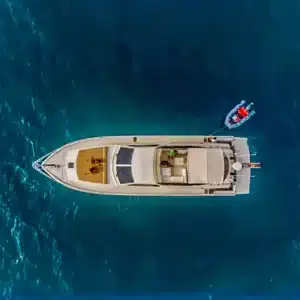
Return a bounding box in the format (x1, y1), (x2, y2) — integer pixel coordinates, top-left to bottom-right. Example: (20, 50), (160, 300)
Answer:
(116, 166), (134, 184)
(116, 147), (134, 165)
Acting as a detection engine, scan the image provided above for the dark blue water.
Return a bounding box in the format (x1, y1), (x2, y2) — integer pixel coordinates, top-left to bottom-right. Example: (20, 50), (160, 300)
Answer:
(1, 0), (300, 298)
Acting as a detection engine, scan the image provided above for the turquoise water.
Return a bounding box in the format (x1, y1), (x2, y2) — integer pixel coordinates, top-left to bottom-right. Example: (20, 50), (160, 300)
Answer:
(1, 0), (300, 298)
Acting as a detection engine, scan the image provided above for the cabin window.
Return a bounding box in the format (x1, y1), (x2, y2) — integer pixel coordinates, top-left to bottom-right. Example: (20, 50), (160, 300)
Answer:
(116, 166), (134, 184)
(68, 162), (74, 168)
(116, 147), (134, 165)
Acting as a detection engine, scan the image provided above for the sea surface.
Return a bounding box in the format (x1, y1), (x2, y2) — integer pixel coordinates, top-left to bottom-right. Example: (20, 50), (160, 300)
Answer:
(1, 0), (300, 298)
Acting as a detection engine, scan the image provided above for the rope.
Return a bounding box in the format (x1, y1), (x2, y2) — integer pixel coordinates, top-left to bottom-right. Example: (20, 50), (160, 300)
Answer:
(208, 125), (227, 137)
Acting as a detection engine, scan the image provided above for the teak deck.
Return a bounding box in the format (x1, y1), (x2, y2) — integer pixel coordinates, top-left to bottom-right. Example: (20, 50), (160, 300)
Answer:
(76, 147), (107, 183)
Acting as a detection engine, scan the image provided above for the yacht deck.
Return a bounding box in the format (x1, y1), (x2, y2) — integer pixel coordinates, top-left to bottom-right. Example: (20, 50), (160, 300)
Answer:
(76, 147), (107, 183)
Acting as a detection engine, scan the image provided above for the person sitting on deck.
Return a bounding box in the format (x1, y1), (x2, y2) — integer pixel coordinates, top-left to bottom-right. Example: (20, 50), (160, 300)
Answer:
(91, 157), (104, 164)
(85, 166), (101, 175)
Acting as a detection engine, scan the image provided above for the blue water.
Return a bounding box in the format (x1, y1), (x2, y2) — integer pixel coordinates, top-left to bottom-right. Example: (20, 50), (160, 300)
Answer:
(1, 0), (300, 298)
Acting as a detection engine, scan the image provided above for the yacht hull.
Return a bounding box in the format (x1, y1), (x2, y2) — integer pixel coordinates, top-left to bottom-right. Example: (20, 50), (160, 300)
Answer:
(32, 135), (254, 196)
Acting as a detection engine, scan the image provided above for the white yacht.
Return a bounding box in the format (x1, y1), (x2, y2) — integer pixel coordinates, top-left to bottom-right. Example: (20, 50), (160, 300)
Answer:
(32, 135), (260, 196)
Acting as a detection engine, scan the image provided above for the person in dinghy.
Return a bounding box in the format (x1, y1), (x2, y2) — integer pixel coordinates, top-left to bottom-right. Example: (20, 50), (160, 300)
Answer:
(232, 102), (254, 123)
(224, 100), (256, 129)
